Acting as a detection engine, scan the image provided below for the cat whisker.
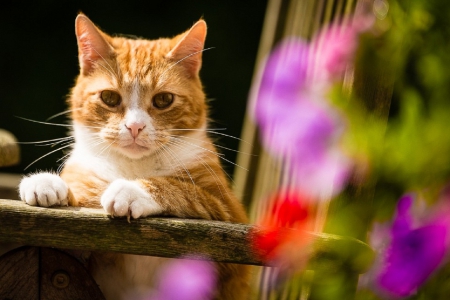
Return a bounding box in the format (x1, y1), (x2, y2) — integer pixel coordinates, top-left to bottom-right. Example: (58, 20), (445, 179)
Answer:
(165, 127), (227, 132)
(152, 143), (183, 177)
(56, 152), (72, 163)
(17, 136), (74, 146)
(160, 47), (215, 78)
(46, 140), (74, 148)
(166, 136), (243, 188)
(17, 116), (104, 130)
(87, 58), (120, 82)
(166, 140), (229, 200)
(170, 134), (254, 156)
(156, 141), (197, 198)
(89, 46), (121, 81)
(56, 152), (73, 173)
(165, 128), (251, 145)
(16, 116), (74, 127)
(204, 130), (250, 144)
(24, 143), (74, 171)
(169, 136), (248, 172)
(80, 130), (118, 159)
(46, 108), (83, 121)
(97, 139), (115, 158)
(35, 139), (74, 148)
(20, 134), (103, 172)
(76, 124), (105, 130)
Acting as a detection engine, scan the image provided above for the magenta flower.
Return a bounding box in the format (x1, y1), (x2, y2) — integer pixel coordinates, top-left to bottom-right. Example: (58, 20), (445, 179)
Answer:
(310, 24), (357, 84)
(253, 38), (351, 197)
(310, 16), (374, 85)
(149, 258), (216, 300)
(372, 194), (448, 298)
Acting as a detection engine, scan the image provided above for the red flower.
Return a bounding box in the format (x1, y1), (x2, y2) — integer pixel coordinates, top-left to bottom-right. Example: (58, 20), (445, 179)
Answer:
(252, 191), (314, 263)
(267, 192), (310, 227)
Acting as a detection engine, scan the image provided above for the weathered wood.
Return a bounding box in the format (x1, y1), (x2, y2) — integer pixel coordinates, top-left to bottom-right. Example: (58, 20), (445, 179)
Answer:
(0, 246), (39, 300)
(0, 246), (105, 300)
(0, 199), (373, 272)
(40, 247), (105, 299)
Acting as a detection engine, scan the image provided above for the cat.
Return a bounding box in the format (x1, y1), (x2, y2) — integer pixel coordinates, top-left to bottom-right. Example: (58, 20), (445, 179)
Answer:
(19, 13), (250, 300)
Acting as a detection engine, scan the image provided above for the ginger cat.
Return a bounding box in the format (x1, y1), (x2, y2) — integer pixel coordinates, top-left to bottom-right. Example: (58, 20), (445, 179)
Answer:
(19, 14), (250, 300)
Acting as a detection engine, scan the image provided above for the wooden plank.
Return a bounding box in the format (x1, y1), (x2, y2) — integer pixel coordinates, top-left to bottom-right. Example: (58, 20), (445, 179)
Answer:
(0, 199), (373, 272)
(40, 247), (105, 299)
(0, 246), (39, 300)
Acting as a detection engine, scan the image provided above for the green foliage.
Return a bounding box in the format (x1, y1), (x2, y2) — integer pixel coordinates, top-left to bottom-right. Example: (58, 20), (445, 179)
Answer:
(325, 0), (450, 297)
(333, 0), (450, 214)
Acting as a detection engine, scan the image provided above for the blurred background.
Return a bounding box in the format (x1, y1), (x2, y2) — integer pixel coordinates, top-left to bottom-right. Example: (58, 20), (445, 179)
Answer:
(0, 0), (268, 176)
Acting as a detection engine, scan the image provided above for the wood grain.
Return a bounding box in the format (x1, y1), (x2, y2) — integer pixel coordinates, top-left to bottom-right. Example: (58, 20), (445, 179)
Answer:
(0, 199), (373, 273)
(0, 246), (39, 300)
(0, 247), (105, 299)
(40, 247), (105, 299)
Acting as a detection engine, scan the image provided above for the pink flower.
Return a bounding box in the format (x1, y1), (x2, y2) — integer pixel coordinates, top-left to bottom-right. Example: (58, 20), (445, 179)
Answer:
(310, 16), (374, 85)
(149, 258), (216, 300)
(311, 24), (358, 84)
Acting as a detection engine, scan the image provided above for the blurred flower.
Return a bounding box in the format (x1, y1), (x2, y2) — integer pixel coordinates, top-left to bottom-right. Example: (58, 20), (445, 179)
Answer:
(253, 36), (353, 197)
(368, 194), (448, 298)
(310, 17), (373, 85)
(251, 190), (315, 289)
(252, 190), (313, 263)
(149, 258), (216, 300)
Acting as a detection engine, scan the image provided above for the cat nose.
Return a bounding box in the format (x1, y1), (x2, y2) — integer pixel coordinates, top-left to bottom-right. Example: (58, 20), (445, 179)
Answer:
(125, 122), (146, 138)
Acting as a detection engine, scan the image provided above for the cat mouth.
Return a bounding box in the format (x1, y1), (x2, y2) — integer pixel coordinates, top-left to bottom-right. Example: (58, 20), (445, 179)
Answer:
(123, 142), (149, 151)
(121, 141), (151, 156)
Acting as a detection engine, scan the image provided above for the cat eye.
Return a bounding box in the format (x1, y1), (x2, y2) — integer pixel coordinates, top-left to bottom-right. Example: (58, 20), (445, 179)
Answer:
(100, 90), (122, 107)
(152, 93), (174, 109)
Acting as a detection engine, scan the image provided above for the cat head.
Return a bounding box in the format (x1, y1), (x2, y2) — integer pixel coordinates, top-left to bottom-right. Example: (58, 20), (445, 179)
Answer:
(68, 14), (208, 160)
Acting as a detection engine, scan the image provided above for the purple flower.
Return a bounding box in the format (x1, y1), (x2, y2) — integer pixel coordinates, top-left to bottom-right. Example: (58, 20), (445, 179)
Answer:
(372, 194), (448, 298)
(255, 39), (309, 127)
(253, 38), (351, 197)
(149, 258), (216, 300)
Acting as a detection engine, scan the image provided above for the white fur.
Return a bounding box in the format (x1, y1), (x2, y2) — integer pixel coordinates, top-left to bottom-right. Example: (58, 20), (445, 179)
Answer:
(19, 172), (69, 207)
(68, 122), (208, 180)
(101, 179), (162, 218)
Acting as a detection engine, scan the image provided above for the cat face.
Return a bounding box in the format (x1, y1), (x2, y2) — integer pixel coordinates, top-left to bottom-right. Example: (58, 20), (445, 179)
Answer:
(68, 14), (208, 159)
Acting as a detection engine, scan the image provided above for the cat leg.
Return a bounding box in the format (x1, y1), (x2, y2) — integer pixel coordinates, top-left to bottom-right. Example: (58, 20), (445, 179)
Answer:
(100, 179), (163, 220)
(19, 172), (69, 207)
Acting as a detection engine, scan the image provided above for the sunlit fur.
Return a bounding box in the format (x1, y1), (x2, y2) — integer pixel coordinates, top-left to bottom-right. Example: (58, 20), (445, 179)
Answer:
(54, 14), (249, 299)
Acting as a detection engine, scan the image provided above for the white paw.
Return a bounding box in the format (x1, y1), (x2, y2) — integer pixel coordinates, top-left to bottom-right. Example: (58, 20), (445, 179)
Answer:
(19, 173), (69, 207)
(100, 179), (162, 219)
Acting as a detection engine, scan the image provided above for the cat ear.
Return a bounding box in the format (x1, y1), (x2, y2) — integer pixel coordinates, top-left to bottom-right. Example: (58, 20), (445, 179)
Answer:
(75, 14), (114, 76)
(167, 20), (207, 76)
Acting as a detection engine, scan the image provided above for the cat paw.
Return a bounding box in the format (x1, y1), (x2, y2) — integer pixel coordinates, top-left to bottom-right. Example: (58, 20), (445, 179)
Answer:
(19, 173), (69, 207)
(100, 179), (162, 220)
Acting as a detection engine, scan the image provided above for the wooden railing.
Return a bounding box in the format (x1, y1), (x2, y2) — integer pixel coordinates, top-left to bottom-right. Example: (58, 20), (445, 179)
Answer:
(0, 198), (373, 272)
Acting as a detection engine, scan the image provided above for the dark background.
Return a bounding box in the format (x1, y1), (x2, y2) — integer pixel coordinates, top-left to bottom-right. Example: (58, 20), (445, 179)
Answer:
(0, 0), (267, 177)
